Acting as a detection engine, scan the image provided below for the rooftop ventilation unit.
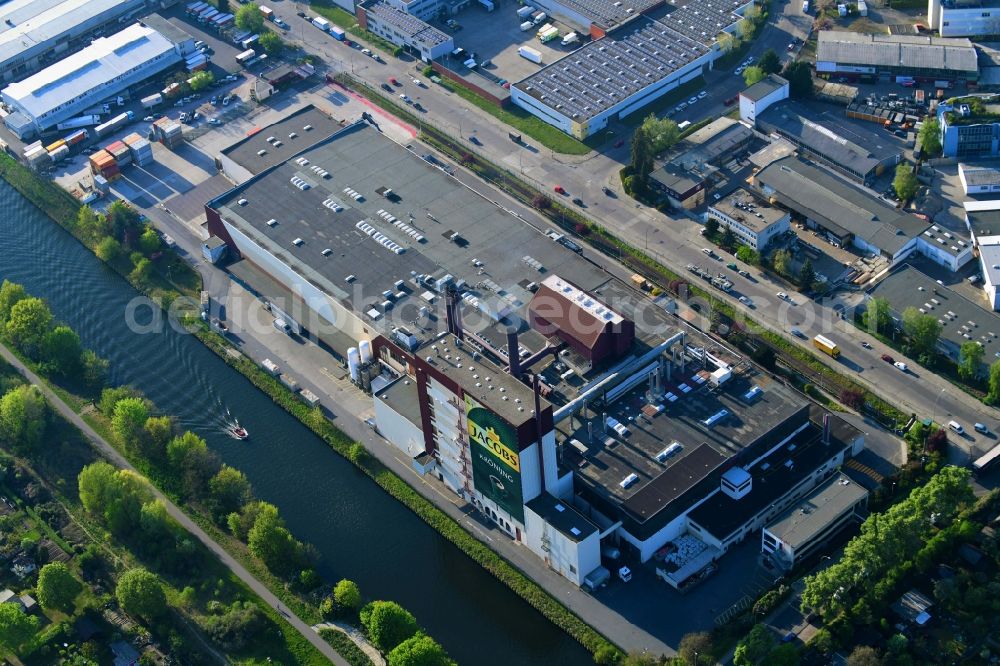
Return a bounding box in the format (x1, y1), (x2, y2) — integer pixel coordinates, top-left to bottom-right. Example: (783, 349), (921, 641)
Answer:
(619, 473), (638, 489)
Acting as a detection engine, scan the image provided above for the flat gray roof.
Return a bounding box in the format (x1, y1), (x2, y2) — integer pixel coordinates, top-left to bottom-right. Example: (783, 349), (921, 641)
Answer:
(512, 15), (709, 123)
(754, 156), (929, 255)
(710, 189), (787, 233)
(961, 164), (1000, 187)
(965, 200), (1000, 236)
(764, 473), (867, 549)
(526, 493), (598, 542)
(867, 264), (1000, 363)
(741, 74), (788, 102)
(670, 117), (753, 170)
(921, 223), (972, 258)
(550, 0), (663, 29)
(211, 120), (660, 356)
(757, 100), (898, 179)
(220, 105), (343, 173)
(979, 239), (1000, 289)
(377, 376), (424, 426)
(816, 31), (978, 73)
(139, 13), (194, 48)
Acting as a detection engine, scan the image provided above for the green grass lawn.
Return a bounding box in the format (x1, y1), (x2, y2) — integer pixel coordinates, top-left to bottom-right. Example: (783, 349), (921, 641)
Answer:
(433, 78), (591, 155)
(310, 3), (358, 29)
(620, 77), (706, 126)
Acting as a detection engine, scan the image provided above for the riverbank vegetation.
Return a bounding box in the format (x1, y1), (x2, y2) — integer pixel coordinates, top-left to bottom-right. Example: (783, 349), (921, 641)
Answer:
(0, 355), (329, 664)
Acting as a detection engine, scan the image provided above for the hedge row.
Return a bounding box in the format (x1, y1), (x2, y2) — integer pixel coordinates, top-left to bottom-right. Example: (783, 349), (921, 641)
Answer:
(195, 330), (620, 658)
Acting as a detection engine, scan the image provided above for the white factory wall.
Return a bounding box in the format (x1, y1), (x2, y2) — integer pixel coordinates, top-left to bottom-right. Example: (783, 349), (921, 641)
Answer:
(373, 390), (426, 458)
(219, 153), (256, 185)
(222, 220), (369, 342)
(739, 83), (788, 124)
(524, 506), (601, 586)
(917, 237), (973, 272)
(936, 7), (1000, 37)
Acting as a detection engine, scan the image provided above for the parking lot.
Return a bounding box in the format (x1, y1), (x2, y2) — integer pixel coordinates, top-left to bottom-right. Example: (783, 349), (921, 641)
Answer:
(436, 4), (588, 84)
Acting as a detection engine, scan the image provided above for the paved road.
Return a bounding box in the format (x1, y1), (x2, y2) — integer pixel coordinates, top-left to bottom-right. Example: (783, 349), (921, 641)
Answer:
(267, 1), (1000, 460)
(0, 343), (347, 666)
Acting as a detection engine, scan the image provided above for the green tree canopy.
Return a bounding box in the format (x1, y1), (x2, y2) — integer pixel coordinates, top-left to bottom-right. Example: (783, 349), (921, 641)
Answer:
(863, 296), (892, 334)
(799, 259), (816, 289)
(743, 65), (766, 87)
(0, 602), (39, 650)
(640, 114), (680, 154)
(704, 218), (720, 237)
(78, 462), (150, 534)
(678, 631), (714, 665)
(209, 465), (252, 515)
(736, 245), (760, 265)
(758, 49), (781, 74)
(143, 416), (173, 456)
(333, 579), (362, 612)
(387, 632), (455, 666)
(783, 61), (813, 98)
(0, 384), (48, 453)
(717, 32), (740, 53)
(188, 70), (214, 92)
(235, 4), (264, 32)
(0, 280), (27, 329)
(43, 325), (83, 377)
(116, 568), (167, 620)
(918, 118), (942, 156)
(846, 645), (883, 666)
(988, 359), (1000, 404)
(95, 236), (122, 262)
(138, 226), (161, 255)
(7, 296), (53, 356)
(893, 163), (919, 202)
(247, 502), (302, 574)
(902, 306), (942, 357)
(630, 125), (654, 180)
(111, 397), (150, 448)
(958, 341), (984, 381)
(360, 601), (419, 653)
(734, 624), (776, 666)
(720, 226), (737, 250)
(737, 17), (755, 39)
(772, 248), (792, 275)
(259, 30), (285, 55)
(36, 562), (83, 612)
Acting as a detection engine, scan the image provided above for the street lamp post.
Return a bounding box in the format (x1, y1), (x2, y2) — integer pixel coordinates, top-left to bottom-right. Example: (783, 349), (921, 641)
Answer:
(933, 387), (946, 424)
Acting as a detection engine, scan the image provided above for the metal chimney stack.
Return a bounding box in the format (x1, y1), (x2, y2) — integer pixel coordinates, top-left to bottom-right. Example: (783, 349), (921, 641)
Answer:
(507, 330), (521, 378)
(823, 413), (831, 444)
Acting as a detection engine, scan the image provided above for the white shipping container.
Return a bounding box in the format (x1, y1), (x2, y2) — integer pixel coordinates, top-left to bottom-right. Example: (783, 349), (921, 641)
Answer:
(518, 46), (542, 63)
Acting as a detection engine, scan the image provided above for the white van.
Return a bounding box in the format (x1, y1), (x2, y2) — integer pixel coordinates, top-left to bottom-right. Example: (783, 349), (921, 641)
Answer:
(948, 420), (965, 435)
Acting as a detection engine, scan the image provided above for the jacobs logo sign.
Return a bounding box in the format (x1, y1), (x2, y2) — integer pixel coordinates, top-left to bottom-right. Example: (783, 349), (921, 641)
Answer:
(465, 394), (524, 523)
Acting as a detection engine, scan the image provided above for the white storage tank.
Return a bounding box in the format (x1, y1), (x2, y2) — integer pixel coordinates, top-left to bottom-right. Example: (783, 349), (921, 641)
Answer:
(348, 347), (361, 383)
(359, 339), (373, 364)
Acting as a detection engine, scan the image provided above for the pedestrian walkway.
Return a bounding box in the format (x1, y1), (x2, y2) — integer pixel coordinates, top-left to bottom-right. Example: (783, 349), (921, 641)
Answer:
(313, 622), (385, 666)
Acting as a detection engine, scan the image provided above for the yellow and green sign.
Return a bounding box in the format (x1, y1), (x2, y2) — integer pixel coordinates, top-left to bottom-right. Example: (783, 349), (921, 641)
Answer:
(466, 394), (524, 522)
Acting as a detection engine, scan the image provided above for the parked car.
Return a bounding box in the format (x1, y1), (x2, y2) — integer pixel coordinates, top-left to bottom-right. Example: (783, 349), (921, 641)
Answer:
(861, 341), (872, 349)
(554, 185), (567, 195)
(697, 91), (708, 99)
(894, 361), (908, 371)
(399, 94), (412, 104)
(790, 328), (805, 339)
(412, 78), (424, 87)
(381, 83), (393, 92)
(881, 354), (894, 363)
(572, 197), (584, 206)
(389, 77), (400, 86)
(738, 296), (753, 306)
(687, 96), (698, 105)
(974, 422), (990, 434)
(776, 291), (789, 300)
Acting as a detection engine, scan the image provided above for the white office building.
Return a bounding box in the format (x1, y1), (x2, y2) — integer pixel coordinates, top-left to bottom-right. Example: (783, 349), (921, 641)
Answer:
(0, 0), (152, 83)
(929, 0), (1000, 37)
(1, 23), (185, 135)
(959, 163), (1000, 194)
(739, 74), (788, 124)
(707, 188), (790, 250)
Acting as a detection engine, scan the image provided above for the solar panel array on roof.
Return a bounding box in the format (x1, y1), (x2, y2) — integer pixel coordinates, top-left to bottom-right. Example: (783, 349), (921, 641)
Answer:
(513, 16), (709, 122)
(364, 1), (451, 47)
(658, 0), (747, 44)
(547, 0), (662, 28)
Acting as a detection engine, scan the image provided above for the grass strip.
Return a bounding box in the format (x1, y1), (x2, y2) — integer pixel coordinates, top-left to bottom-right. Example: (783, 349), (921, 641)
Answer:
(318, 628), (374, 666)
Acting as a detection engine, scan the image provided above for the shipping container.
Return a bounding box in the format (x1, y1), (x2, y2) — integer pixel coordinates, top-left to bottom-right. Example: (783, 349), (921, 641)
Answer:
(259, 5), (274, 20)
(45, 139), (66, 152)
(141, 93), (162, 109)
(64, 129), (88, 146)
(517, 5), (534, 18)
(518, 46), (542, 63)
(236, 49), (257, 65)
(199, 8), (219, 22)
(56, 115), (101, 131)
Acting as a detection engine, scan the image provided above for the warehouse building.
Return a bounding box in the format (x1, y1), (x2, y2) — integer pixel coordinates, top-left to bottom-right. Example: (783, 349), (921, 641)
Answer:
(655, 0), (753, 46)
(928, 0), (1000, 37)
(707, 189), (790, 251)
(739, 74), (788, 124)
(964, 199), (1000, 309)
(815, 32), (978, 83)
(510, 15), (711, 139)
(527, 0), (662, 37)
(756, 101), (902, 185)
(754, 157), (972, 271)
(866, 264), (1000, 376)
(1, 22), (187, 136)
(356, 0), (454, 62)
(959, 163), (1000, 194)
(761, 474), (868, 570)
(0, 0), (153, 84)
(205, 117), (868, 589)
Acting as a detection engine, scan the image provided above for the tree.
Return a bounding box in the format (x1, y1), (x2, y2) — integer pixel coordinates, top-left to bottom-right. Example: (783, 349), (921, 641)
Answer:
(0, 602), (39, 651)
(0, 280), (27, 328)
(36, 562), (82, 612)
(111, 397), (149, 448)
(247, 503), (302, 574)
(798, 259), (815, 289)
(958, 341), (984, 381)
(743, 65), (766, 87)
(388, 633), (455, 666)
(630, 125), (654, 180)
(116, 568), (167, 620)
(987, 360), (1000, 404)
(863, 296), (892, 335)
(846, 646), (883, 666)
(81, 349), (109, 391)
(737, 17), (755, 39)
(704, 218), (720, 237)
(333, 579), (362, 614)
(79, 463), (149, 534)
(743, 4), (763, 23)
(721, 226), (737, 250)
(783, 61), (813, 98)
(130, 257), (153, 286)
(893, 164), (918, 202)
(43, 325), (83, 377)
(361, 601), (419, 653)
(209, 466), (252, 515)
(717, 31), (740, 54)
(227, 500), (271, 541)
(918, 117), (941, 156)
(0, 384), (48, 453)
(734, 624), (776, 666)
(758, 49), (781, 75)
(736, 245), (760, 265)
(188, 70), (214, 92)
(840, 389), (865, 410)
(95, 236), (122, 262)
(235, 4), (265, 32)
(138, 226), (161, 255)
(901, 306), (941, 357)
(640, 114), (680, 153)
(100, 386), (138, 415)
(768, 644), (799, 666)
(7, 297), (52, 356)
(259, 30), (285, 55)
(773, 248), (792, 275)
(143, 416), (173, 456)
(679, 631), (714, 665)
